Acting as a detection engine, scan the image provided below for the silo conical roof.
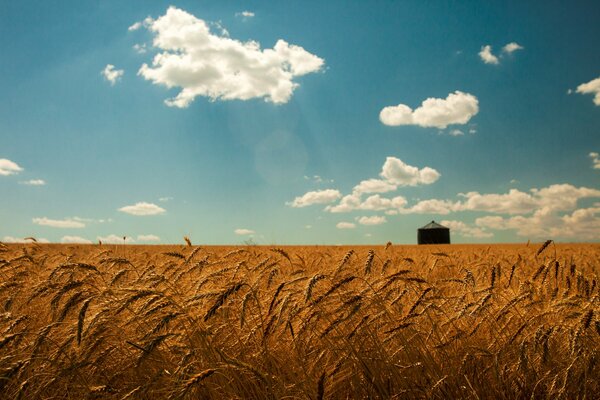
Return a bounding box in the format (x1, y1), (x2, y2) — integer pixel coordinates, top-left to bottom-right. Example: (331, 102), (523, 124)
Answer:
(419, 220), (448, 230)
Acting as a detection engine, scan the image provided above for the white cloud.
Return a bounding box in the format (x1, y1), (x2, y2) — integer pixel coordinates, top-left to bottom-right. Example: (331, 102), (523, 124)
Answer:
(61, 236), (92, 244)
(336, 222), (356, 229)
(133, 43), (148, 54)
(236, 11), (255, 19)
(449, 129), (464, 136)
(441, 220), (493, 238)
(353, 179), (397, 194)
(590, 152), (600, 169)
(304, 175), (334, 184)
(32, 217), (85, 229)
(380, 157), (440, 186)
(128, 21), (142, 31)
(287, 189), (342, 208)
(2, 236), (49, 243)
(234, 228), (255, 235)
(326, 193), (407, 213)
(102, 64), (124, 85)
(399, 199), (458, 215)
(137, 7), (324, 107)
(159, 196), (174, 202)
(502, 42), (524, 54)
(479, 45), (499, 64)
(380, 91), (479, 129)
(19, 179), (45, 186)
(357, 215), (387, 225)
(118, 202), (166, 216)
(0, 159), (23, 176)
(97, 234), (135, 244)
(576, 76), (600, 106)
(137, 234), (161, 242)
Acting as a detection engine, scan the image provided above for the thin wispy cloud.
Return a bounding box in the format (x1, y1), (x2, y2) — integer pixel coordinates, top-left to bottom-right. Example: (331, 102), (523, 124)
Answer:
(118, 202), (166, 216)
(235, 10), (255, 19)
(102, 64), (124, 85)
(380, 91), (479, 129)
(32, 217), (85, 228)
(0, 159), (23, 176)
(336, 222), (355, 229)
(234, 228), (255, 235)
(19, 179), (46, 186)
(137, 7), (325, 107)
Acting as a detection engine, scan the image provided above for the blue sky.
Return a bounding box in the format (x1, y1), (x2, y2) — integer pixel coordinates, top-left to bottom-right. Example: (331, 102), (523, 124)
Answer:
(1, 0), (599, 245)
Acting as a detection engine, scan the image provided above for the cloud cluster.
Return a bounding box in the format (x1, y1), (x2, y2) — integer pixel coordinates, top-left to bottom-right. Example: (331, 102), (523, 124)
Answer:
(102, 64), (124, 85)
(137, 7), (324, 107)
(0, 159), (23, 176)
(2, 236), (49, 244)
(287, 189), (342, 208)
(97, 234), (135, 244)
(577, 76), (600, 106)
(234, 228), (255, 235)
(137, 234), (160, 241)
(118, 202), (166, 216)
(19, 179), (46, 186)
(590, 152), (600, 169)
(61, 235), (92, 244)
(479, 42), (524, 65)
(440, 220), (493, 239)
(380, 91), (479, 129)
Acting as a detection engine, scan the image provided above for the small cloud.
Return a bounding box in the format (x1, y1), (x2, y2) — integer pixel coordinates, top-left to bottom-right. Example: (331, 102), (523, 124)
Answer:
(137, 234), (161, 242)
(128, 21), (142, 31)
(365, 233), (372, 237)
(304, 175), (334, 184)
(102, 64), (124, 85)
(336, 222), (356, 229)
(305, 225), (312, 229)
(97, 234), (134, 244)
(133, 43), (147, 54)
(61, 235), (92, 244)
(356, 215), (387, 225)
(448, 129), (464, 136)
(118, 202), (166, 216)
(590, 152), (600, 169)
(479, 45), (499, 64)
(0, 158), (23, 176)
(510, 179), (519, 184)
(32, 217), (85, 228)
(567, 88), (573, 95)
(235, 228), (255, 235)
(159, 196), (173, 202)
(380, 91), (479, 129)
(502, 42), (524, 54)
(287, 189), (342, 208)
(19, 179), (46, 186)
(235, 10), (255, 19)
(468, 128), (477, 134)
(576, 76), (600, 106)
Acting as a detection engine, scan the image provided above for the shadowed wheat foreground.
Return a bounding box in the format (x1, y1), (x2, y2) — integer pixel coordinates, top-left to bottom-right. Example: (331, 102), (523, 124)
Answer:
(0, 241), (598, 399)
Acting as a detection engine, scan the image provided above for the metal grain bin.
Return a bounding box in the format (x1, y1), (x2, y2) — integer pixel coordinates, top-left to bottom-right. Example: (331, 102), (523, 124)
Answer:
(417, 220), (450, 244)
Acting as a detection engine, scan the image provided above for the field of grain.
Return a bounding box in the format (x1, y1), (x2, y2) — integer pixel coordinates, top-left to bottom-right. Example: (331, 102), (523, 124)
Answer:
(0, 241), (598, 399)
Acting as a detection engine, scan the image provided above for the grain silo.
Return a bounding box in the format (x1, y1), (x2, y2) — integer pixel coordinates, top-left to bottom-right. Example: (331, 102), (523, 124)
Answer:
(417, 221), (450, 244)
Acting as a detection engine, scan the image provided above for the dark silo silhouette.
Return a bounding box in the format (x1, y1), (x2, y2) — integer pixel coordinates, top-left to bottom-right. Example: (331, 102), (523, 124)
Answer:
(417, 221), (450, 244)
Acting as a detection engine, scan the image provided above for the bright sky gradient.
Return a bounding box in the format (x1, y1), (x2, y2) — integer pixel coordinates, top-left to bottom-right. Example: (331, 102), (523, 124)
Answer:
(1, 1), (599, 245)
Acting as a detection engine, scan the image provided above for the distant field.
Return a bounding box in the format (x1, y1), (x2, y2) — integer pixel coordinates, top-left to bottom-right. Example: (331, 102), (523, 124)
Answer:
(0, 242), (598, 399)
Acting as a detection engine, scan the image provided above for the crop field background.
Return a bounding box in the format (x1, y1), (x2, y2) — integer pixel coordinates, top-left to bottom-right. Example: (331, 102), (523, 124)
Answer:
(0, 241), (598, 399)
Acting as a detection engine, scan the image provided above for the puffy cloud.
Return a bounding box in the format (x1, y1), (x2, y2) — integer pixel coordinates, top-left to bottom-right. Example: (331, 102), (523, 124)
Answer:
(457, 189), (539, 214)
(287, 189), (342, 208)
(234, 228), (255, 235)
(326, 194), (407, 213)
(128, 22), (142, 31)
(32, 217), (85, 228)
(577, 77), (600, 105)
(61, 236), (92, 244)
(478, 45), (499, 64)
(336, 222), (356, 229)
(380, 91), (479, 129)
(502, 42), (524, 54)
(19, 179), (45, 186)
(399, 199), (459, 215)
(590, 152), (600, 169)
(102, 64), (124, 85)
(97, 234), (135, 244)
(475, 206), (600, 240)
(0, 159), (23, 176)
(138, 7), (324, 107)
(357, 215), (387, 225)
(137, 234), (161, 242)
(353, 179), (397, 194)
(380, 157), (440, 186)
(441, 220), (493, 238)
(118, 202), (166, 216)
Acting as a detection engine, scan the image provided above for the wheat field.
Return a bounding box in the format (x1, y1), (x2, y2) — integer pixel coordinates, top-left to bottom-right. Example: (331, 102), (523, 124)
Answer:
(0, 241), (598, 399)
